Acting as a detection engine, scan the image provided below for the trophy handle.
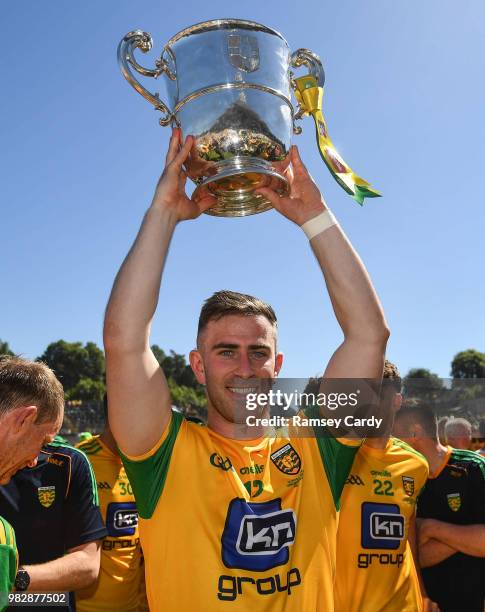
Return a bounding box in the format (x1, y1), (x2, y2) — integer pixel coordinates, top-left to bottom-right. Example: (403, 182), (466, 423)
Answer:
(290, 49), (325, 133)
(118, 30), (176, 127)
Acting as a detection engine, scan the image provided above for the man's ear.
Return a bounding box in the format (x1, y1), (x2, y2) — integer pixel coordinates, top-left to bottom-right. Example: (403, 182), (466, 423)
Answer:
(412, 422), (425, 440)
(11, 406), (38, 434)
(189, 349), (206, 385)
(393, 393), (403, 411)
(274, 352), (284, 377)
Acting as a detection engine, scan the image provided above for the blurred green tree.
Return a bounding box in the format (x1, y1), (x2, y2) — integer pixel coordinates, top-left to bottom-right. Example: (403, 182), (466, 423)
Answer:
(38, 340), (105, 392)
(66, 378), (105, 402)
(0, 339), (15, 357)
(451, 349), (485, 379)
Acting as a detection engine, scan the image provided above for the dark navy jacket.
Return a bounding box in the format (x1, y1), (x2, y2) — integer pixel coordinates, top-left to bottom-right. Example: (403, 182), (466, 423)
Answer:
(0, 440), (107, 611)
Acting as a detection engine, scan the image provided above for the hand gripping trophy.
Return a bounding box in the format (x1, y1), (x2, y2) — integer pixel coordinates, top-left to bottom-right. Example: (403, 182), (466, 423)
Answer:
(118, 19), (380, 216)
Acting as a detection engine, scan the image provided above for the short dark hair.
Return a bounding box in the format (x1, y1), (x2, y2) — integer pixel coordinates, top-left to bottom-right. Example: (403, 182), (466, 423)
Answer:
(303, 360), (401, 400)
(382, 360), (402, 393)
(396, 398), (438, 437)
(197, 290), (277, 342)
(0, 356), (64, 424)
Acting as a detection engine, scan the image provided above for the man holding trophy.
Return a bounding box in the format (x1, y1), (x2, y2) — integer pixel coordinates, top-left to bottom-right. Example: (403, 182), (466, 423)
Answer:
(103, 126), (389, 610)
(107, 19), (388, 610)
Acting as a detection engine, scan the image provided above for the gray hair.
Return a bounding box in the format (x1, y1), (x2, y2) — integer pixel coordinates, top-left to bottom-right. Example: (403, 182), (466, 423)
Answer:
(444, 417), (472, 439)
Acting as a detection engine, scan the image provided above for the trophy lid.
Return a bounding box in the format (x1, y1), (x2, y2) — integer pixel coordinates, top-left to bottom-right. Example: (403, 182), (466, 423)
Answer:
(165, 19), (288, 48)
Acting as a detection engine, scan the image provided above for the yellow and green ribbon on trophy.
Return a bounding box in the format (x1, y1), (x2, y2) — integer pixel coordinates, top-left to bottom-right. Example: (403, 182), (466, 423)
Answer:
(293, 75), (381, 205)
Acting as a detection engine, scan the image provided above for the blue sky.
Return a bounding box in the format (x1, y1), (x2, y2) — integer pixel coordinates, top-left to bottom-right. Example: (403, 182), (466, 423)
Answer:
(1, 0), (484, 378)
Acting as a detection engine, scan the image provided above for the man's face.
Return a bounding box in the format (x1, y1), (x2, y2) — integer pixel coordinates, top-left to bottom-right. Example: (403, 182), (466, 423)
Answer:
(0, 410), (62, 485)
(191, 314), (283, 424)
(447, 432), (472, 450)
(392, 414), (416, 447)
(375, 388), (402, 436)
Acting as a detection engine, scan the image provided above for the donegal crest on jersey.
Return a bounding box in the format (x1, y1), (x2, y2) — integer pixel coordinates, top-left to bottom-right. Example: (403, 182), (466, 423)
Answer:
(37, 486), (56, 508)
(447, 492), (461, 512)
(402, 476), (415, 497)
(270, 443), (301, 475)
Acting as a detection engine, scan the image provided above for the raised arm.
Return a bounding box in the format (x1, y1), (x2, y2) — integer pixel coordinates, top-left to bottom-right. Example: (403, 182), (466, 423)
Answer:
(257, 146), (389, 380)
(104, 129), (216, 455)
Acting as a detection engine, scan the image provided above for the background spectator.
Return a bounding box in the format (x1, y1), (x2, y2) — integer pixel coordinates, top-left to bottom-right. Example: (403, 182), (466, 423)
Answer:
(394, 402), (485, 612)
(445, 417), (472, 450)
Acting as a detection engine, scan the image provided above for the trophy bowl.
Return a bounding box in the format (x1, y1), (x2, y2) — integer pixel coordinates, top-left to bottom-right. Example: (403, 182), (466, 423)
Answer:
(118, 19), (325, 216)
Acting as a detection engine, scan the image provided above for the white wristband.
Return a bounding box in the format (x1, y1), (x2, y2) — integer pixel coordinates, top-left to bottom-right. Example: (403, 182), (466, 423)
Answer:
(300, 210), (338, 240)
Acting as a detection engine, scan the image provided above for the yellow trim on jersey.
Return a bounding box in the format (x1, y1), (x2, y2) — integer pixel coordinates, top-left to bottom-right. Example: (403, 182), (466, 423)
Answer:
(335, 435), (363, 447)
(0, 518), (15, 548)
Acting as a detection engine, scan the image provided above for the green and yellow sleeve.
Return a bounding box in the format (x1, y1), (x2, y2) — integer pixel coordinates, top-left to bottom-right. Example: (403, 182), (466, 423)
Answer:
(305, 405), (361, 510)
(119, 411), (184, 519)
(0, 516), (17, 611)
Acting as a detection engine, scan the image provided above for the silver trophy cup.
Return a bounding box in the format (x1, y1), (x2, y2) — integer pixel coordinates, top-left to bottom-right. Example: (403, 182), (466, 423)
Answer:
(118, 19), (324, 216)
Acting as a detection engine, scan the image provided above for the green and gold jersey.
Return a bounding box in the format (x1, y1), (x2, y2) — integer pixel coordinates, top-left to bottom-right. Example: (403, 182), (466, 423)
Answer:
(121, 411), (360, 611)
(76, 436), (144, 612)
(335, 438), (429, 612)
(0, 515), (17, 612)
